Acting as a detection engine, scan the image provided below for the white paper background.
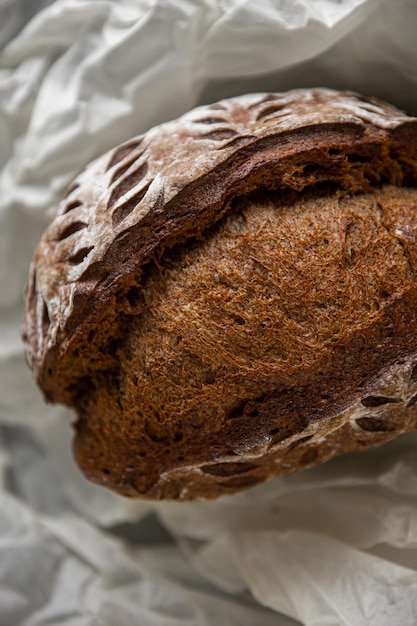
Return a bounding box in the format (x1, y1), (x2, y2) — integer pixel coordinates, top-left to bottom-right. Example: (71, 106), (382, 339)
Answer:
(1, 1), (417, 624)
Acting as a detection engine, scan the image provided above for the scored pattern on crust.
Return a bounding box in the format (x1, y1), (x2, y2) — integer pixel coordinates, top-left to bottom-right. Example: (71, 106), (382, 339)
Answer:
(78, 356), (417, 500)
(23, 88), (416, 391)
(153, 358), (417, 499)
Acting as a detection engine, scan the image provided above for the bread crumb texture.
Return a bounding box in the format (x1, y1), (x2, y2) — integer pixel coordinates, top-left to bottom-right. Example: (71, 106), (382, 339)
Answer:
(23, 89), (417, 499)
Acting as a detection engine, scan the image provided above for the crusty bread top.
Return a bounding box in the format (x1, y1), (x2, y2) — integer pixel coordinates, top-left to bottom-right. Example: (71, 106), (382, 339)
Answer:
(23, 88), (417, 406)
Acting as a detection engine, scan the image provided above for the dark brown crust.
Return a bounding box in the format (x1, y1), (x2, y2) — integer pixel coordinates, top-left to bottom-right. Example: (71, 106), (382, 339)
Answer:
(22, 88), (417, 500)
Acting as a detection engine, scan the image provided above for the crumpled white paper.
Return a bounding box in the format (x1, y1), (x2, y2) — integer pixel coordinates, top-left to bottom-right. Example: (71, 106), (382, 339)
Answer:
(1, 0), (417, 624)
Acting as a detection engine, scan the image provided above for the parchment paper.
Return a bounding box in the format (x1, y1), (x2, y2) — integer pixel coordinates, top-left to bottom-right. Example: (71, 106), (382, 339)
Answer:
(1, 1), (417, 624)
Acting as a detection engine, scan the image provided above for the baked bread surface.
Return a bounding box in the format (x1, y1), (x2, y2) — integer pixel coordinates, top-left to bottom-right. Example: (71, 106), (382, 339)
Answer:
(22, 88), (417, 500)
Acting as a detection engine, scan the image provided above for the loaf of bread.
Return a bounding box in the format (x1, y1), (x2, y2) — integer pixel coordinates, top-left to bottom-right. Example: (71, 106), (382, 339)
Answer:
(23, 88), (417, 500)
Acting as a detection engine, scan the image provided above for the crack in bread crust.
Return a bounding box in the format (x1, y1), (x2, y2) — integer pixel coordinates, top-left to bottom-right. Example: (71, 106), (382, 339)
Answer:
(71, 185), (417, 499)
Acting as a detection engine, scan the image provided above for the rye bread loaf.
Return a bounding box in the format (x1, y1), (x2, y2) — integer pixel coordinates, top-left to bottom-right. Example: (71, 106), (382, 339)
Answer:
(22, 88), (417, 500)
